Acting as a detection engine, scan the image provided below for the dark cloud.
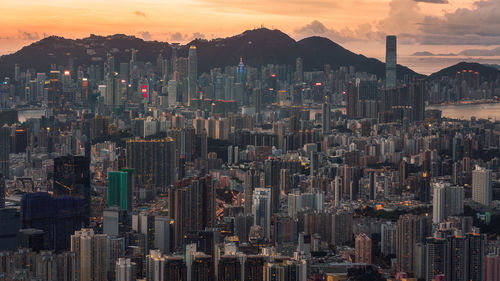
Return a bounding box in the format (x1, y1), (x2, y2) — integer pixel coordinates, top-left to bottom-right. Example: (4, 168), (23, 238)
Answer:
(134, 10), (147, 17)
(414, 0), (448, 3)
(139, 31), (152, 41)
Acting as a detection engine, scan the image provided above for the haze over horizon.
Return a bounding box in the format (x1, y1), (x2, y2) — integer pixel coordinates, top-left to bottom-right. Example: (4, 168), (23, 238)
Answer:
(1, 0), (500, 73)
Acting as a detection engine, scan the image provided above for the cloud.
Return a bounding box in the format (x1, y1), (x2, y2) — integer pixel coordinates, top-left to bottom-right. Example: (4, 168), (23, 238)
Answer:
(0, 31), (42, 41)
(192, 32), (206, 39)
(458, 46), (500, 56)
(134, 10), (147, 17)
(411, 51), (457, 56)
(417, 0), (500, 45)
(19, 32), (41, 40)
(295, 20), (384, 43)
(414, 0), (448, 3)
(139, 31), (152, 41)
(169, 32), (185, 41)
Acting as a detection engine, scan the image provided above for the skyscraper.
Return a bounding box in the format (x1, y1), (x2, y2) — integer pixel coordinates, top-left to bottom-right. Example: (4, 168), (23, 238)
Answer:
(472, 165), (492, 207)
(264, 159), (280, 215)
(252, 188), (271, 240)
(188, 45), (198, 106)
(346, 82), (358, 118)
(396, 214), (431, 275)
(322, 102), (330, 134)
(295, 57), (303, 83)
(0, 125), (10, 179)
(244, 166), (260, 215)
(386, 35), (397, 89)
(70, 228), (108, 281)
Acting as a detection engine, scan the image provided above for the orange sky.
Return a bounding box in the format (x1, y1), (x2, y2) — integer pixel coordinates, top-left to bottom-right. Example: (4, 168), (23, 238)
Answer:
(0, 0), (495, 59)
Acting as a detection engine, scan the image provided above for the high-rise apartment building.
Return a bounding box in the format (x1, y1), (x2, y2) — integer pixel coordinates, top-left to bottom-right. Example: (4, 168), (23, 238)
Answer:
(126, 138), (176, 188)
(115, 258), (136, 281)
(432, 182), (464, 224)
(472, 166), (492, 206)
(355, 233), (372, 264)
(71, 228), (108, 281)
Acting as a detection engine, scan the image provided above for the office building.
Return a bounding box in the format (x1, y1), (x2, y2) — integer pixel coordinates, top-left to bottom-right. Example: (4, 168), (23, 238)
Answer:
(386, 35), (397, 89)
(188, 45), (198, 106)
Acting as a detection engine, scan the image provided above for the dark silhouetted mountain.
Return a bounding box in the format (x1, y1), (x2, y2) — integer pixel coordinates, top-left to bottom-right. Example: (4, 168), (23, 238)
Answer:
(429, 62), (500, 81)
(0, 28), (421, 78)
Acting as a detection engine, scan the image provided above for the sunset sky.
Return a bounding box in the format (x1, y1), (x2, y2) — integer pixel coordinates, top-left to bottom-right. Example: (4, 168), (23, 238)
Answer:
(1, 0), (499, 60)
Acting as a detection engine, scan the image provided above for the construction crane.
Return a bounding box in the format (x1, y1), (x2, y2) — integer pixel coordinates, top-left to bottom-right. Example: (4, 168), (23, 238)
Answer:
(55, 180), (74, 195)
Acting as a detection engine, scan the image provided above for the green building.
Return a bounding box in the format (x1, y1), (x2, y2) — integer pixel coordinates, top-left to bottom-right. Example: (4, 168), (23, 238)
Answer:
(107, 171), (130, 211)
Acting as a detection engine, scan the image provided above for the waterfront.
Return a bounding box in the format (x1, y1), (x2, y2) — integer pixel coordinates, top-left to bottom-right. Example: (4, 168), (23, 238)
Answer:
(428, 102), (500, 120)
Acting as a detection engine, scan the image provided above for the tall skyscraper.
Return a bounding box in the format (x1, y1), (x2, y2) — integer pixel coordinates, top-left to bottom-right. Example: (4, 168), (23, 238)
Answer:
(381, 221), (397, 256)
(71, 228), (108, 281)
(396, 214), (432, 275)
(385, 35), (397, 89)
(252, 188), (271, 240)
(472, 166), (492, 207)
(264, 159), (280, 215)
(355, 233), (372, 264)
(187, 45), (198, 106)
(168, 176), (215, 249)
(432, 182), (464, 224)
(0, 125), (10, 180)
(346, 82), (358, 118)
(244, 166), (260, 215)
(322, 102), (330, 134)
(295, 57), (303, 83)
(410, 80), (425, 122)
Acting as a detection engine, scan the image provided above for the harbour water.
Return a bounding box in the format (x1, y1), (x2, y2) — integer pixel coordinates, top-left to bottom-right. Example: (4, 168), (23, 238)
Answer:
(428, 103), (500, 121)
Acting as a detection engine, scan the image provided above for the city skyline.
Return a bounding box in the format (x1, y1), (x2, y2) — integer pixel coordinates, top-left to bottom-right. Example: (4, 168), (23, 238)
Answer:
(1, 0), (499, 61)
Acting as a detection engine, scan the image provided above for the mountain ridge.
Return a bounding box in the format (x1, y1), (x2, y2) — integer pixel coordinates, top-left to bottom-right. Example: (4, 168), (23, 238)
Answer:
(0, 28), (494, 81)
